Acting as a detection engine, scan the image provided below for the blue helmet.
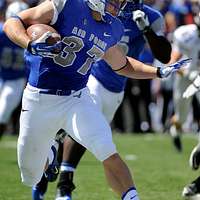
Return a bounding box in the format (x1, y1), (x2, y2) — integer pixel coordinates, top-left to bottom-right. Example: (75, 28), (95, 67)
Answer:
(120, 0), (144, 19)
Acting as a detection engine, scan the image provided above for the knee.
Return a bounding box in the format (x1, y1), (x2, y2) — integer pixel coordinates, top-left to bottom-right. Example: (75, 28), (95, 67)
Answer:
(91, 139), (117, 162)
(103, 153), (121, 166)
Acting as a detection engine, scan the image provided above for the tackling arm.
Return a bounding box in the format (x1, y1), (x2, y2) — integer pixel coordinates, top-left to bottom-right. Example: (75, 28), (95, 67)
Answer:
(132, 9), (171, 64)
(144, 29), (172, 64)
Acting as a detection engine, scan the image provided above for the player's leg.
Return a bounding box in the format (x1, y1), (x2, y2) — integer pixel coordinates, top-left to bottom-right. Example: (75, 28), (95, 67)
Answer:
(0, 78), (25, 139)
(88, 76), (134, 197)
(64, 88), (140, 199)
(182, 176), (200, 198)
(32, 130), (66, 200)
(171, 76), (191, 151)
(88, 75), (131, 195)
(32, 174), (48, 200)
(56, 136), (86, 200)
(32, 129), (66, 200)
(18, 86), (64, 186)
(55, 75), (123, 199)
(87, 74), (124, 123)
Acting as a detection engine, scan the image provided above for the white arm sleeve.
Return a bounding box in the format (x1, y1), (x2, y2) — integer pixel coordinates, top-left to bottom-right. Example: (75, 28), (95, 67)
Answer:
(50, 0), (67, 25)
(150, 16), (165, 36)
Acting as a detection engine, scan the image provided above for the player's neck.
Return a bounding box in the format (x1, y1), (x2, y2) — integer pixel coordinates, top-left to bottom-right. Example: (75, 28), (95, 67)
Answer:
(92, 10), (102, 21)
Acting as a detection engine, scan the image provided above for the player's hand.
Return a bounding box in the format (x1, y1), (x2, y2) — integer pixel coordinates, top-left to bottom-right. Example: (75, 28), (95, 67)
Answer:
(132, 10), (150, 31)
(27, 31), (62, 58)
(183, 75), (200, 98)
(157, 58), (192, 78)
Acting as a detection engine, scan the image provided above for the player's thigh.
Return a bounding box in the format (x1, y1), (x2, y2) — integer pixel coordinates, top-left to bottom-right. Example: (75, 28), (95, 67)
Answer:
(87, 75), (124, 122)
(102, 89), (124, 123)
(174, 76), (192, 122)
(18, 87), (62, 185)
(65, 89), (117, 162)
(87, 75), (102, 110)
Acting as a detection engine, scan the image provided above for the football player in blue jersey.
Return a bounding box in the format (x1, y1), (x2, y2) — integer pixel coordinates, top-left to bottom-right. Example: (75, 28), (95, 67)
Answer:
(3, 0), (190, 200)
(50, 1), (173, 200)
(0, 1), (29, 140)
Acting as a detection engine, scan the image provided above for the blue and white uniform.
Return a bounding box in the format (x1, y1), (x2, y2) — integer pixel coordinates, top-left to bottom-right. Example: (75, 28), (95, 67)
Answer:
(18, 0), (124, 186)
(0, 22), (26, 124)
(87, 4), (165, 123)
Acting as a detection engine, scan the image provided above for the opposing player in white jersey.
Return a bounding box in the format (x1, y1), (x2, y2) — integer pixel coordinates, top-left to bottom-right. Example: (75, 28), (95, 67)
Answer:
(182, 31), (200, 198)
(168, 0), (200, 152)
(3, 0), (189, 199)
(0, 1), (28, 139)
(182, 76), (200, 198)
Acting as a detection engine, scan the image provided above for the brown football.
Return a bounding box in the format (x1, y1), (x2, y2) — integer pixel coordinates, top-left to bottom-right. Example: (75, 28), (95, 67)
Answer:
(26, 24), (61, 45)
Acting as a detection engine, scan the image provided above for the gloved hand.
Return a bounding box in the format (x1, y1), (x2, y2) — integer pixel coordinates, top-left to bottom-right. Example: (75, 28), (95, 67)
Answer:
(187, 70), (199, 81)
(132, 10), (150, 31)
(27, 31), (62, 58)
(183, 75), (200, 98)
(157, 58), (192, 78)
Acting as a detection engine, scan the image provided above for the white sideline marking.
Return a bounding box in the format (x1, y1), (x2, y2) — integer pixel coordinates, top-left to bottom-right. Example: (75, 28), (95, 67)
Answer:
(125, 154), (137, 161)
(0, 141), (17, 149)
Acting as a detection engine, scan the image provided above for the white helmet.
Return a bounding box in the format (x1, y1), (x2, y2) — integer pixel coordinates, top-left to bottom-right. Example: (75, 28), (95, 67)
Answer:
(87, 0), (107, 17)
(6, 1), (29, 19)
(87, 0), (125, 23)
(191, 0), (200, 28)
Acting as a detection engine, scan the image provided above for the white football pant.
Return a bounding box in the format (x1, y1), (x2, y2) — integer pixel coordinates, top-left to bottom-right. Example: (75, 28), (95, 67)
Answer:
(18, 85), (117, 186)
(87, 74), (124, 123)
(174, 74), (200, 125)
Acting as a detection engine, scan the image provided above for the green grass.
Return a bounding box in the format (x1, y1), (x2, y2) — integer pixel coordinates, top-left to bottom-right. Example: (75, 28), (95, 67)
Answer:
(0, 133), (198, 200)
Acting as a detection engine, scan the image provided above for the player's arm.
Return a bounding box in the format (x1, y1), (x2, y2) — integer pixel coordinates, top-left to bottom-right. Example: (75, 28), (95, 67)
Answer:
(168, 34), (184, 76)
(132, 10), (171, 63)
(143, 27), (171, 64)
(103, 45), (159, 79)
(103, 45), (190, 79)
(3, 0), (54, 49)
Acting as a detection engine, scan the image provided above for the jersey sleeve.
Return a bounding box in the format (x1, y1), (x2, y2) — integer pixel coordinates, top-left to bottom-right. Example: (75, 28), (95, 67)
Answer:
(172, 27), (193, 54)
(150, 15), (165, 36)
(112, 18), (125, 44)
(50, 0), (67, 25)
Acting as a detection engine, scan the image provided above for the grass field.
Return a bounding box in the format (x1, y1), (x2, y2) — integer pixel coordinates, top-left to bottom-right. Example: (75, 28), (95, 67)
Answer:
(0, 133), (199, 200)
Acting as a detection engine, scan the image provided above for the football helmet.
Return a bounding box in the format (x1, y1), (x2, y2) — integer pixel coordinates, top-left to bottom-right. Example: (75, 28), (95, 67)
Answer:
(120, 0), (144, 19)
(87, 0), (126, 23)
(5, 1), (29, 19)
(191, 0), (200, 28)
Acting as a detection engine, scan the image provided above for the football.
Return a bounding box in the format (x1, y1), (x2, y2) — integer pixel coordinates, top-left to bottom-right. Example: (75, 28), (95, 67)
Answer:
(26, 24), (61, 45)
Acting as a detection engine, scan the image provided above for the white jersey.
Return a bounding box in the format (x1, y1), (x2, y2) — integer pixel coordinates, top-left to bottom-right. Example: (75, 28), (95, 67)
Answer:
(173, 24), (200, 72)
(172, 24), (200, 125)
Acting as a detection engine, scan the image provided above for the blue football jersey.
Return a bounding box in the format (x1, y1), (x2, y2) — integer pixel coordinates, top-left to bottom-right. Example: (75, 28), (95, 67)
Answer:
(0, 22), (26, 80)
(24, 0), (124, 91)
(91, 5), (164, 93)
